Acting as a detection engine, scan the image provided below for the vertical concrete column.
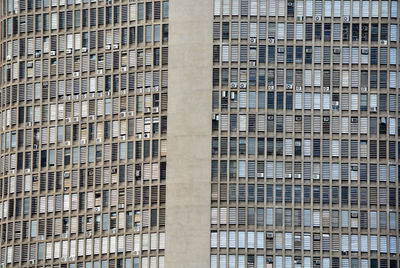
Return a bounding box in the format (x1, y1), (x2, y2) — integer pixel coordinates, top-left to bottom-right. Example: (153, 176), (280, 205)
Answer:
(165, 0), (213, 267)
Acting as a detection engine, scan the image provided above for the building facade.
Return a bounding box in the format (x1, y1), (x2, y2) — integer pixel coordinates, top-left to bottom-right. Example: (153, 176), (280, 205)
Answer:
(0, 0), (400, 268)
(0, 0), (169, 267)
(211, 1), (400, 268)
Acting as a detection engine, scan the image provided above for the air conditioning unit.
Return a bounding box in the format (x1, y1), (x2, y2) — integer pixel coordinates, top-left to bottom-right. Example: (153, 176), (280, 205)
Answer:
(145, 107), (151, 113)
(128, 111), (134, 116)
(74, 116), (79, 122)
(231, 92), (236, 99)
(74, 94), (79, 100)
(333, 48), (341, 54)
(351, 212), (358, 218)
(97, 69), (103, 75)
(120, 135), (126, 141)
(153, 107), (159, 113)
(73, 71), (79, 77)
(286, 84), (293, 90)
(81, 47), (88, 53)
(294, 174), (301, 179)
(65, 141), (71, 146)
(323, 117), (330, 122)
(266, 257), (273, 264)
(268, 38), (275, 44)
(351, 165), (358, 171)
(361, 87), (368, 92)
(97, 92), (103, 97)
(380, 40), (387, 45)
(305, 48), (312, 53)
(66, 95), (71, 101)
(27, 122), (32, 127)
(64, 172), (70, 178)
(144, 133), (150, 138)
(10, 169), (15, 174)
(257, 173), (264, 178)
(221, 91), (228, 98)
(313, 174), (320, 179)
(249, 37), (257, 44)
(33, 144), (38, 149)
(118, 204), (125, 209)
(95, 207), (101, 213)
(111, 167), (117, 174)
(110, 228), (116, 235)
(370, 106), (377, 112)
(315, 16), (322, 21)
(35, 51), (41, 58)
(136, 88), (143, 93)
(120, 90), (126, 96)
(343, 16), (350, 21)
(50, 51), (56, 56)
(113, 44), (119, 49)
(61, 257), (68, 263)
(66, 48), (72, 54)
(30, 259), (35, 265)
(136, 134), (142, 139)
(89, 93), (96, 98)
(89, 115), (95, 120)
(133, 250), (140, 255)
(295, 86), (302, 91)
(297, 16), (303, 21)
(230, 82), (238, 89)
(81, 139), (86, 145)
(145, 87), (151, 93)
(277, 47), (285, 53)
(27, 62), (33, 68)
(62, 233), (68, 239)
(266, 232), (274, 238)
(82, 94), (87, 99)
(121, 112), (126, 117)
(69, 257), (75, 262)
(38, 235), (44, 241)
(105, 44), (111, 50)
(121, 66), (127, 72)
(361, 48), (369, 55)
(351, 118), (358, 123)
(105, 91), (111, 97)
(323, 86), (330, 91)
(239, 82), (247, 89)
(6, 55), (11, 60)
(314, 260), (321, 265)
(153, 86), (159, 92)
(25, 169), (31, 173)
(285, 174), (292, 178)
(342, 251), (349, 255)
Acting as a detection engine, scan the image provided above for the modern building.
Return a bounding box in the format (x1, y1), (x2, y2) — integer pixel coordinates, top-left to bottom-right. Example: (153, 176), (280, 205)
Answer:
(0, 0), (400, 268)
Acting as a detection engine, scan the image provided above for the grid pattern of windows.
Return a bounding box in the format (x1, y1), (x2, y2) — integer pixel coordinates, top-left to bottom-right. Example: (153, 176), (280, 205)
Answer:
(0, 0), (168, 267)
(212, 0), (400, 267)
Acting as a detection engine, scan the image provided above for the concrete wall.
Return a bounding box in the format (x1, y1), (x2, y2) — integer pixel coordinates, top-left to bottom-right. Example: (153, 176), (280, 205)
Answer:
(165, 0), (213, 267)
